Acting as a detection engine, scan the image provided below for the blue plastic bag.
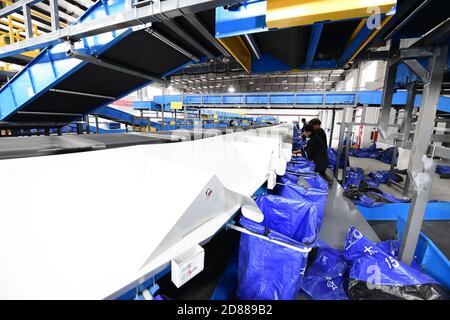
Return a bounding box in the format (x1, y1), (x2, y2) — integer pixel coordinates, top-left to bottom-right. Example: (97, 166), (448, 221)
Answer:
(277, 173), (300, 184)
(436, 165), (450, 175)
(342, 227), (447, 300)
(286, 159), (315, 174)
(272, 175), (328, 232)
(353, 191), (408, 208)
(292, 137), (306, 150)
(327, 148), (337, 170)
(376, 239), (400, 258)
(299, 239), (408, 300)
(343, 167), (365, 190)
(379, 147), (395, 164)
(349, 143), (378, 158)
(237, 217), (309, 300)
(368, 170), (391, 184)
(299, 242), (349, 300)
(255, 194), (320, 245)
(365, 170), (402, 187)
(327, 148), (345, 170)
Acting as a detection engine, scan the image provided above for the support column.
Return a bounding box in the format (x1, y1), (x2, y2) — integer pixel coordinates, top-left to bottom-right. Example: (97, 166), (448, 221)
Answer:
(334, 107), (348, 179)
(399, 82), (418, 142)
(378, 40), (400, 138)
(86, 115), (91, 134)
(95, 115), (99, 134)
(329, 109), (336, 148)
(400, 45), (448, 265)
(408, 46), (448, 174)
(184, 99), (188, 129)
(341, 124), (352, 186)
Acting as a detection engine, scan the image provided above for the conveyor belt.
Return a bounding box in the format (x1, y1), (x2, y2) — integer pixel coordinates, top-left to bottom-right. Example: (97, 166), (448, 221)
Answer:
(0, 0), (198, 126)
(0, 134), (173, 160)
(91, 106), (160, 128)
(319, 176), (380, 249)
(0, 125), (273, 160)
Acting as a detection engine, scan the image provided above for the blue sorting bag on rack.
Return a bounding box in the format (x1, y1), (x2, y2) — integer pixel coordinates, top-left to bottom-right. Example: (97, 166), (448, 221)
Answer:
(255, 194), (321, 245)
(277, 173), (300, 184)
(292, 137), (306, 150)
(237, 217), (309, 300)
(272, 174), (328, 231)
(299, 242), (349, 300)
(342, 227), (448, 300)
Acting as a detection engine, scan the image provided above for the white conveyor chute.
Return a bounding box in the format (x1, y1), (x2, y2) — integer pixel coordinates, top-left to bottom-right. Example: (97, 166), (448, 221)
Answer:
(0, 124), (292, 299)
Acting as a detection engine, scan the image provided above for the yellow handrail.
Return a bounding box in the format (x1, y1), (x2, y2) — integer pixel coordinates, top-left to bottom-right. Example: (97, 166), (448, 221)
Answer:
(0, 0), (69, 59)
(0, 0), (67, 29)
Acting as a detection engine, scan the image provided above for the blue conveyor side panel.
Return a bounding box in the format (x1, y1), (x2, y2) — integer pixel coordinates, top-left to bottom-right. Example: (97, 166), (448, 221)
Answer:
(153, 91), (450, 112)
(92, 105), (160, 128)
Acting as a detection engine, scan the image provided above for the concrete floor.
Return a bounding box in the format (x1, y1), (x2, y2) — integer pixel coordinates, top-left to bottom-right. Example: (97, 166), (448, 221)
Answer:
(348, 157), (450, 202)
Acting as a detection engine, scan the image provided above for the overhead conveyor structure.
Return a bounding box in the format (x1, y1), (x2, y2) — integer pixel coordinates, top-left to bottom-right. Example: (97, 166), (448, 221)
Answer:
(91, 105), (161, 129)
(0, 0), (241, 130)
(0, 0), (449, 301)
(153, 91), (450, 112)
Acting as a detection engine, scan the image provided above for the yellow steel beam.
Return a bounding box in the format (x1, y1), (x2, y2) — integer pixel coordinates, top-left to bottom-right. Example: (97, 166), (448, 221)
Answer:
(346, 14), (394, 64)
(266, 0), (396, 29)
(344, 18), (367, 50)
(218, 36), (252, 73)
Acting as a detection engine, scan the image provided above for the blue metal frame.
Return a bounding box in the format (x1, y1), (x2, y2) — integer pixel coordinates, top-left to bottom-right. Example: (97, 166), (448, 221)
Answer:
(306, 23), (324, 69)
(0, 0), (204, 124)
(357, 202), (450, 221)
(338, 18), (377, 67)
(215, 1), (396, 71)
(153, 91), (450, 112)
(397, 213), (450, 290)
(0, 0), (132, 121)
(359, 202), (450, 290)
(215, 0), (267, 39)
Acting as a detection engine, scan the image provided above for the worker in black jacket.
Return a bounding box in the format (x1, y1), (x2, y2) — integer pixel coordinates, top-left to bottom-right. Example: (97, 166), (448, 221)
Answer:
(301, 124), (329, 176)
(309, 118), (327, 145)
(300, 118), (307, 133)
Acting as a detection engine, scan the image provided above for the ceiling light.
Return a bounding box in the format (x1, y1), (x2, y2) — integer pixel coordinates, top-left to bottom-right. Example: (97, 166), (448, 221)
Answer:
(313, 76), (322, 83)
(228, 86), (235, 93)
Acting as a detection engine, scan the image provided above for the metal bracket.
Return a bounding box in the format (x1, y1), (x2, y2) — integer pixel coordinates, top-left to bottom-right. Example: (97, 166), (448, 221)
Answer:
(399, 155), (436, 265)
(66, 48), (169, 84)
(402, 59), (429, 82)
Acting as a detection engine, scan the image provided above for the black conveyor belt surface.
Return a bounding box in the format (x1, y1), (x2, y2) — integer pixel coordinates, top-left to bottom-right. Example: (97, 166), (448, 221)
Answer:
(6, 29), (191, 123)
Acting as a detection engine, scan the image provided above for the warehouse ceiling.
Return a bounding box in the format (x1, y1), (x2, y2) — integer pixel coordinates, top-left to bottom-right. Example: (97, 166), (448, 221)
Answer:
(1, 0), (448, 95)
(169, 67), (346, 94)
(0, 0), (95, 33)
